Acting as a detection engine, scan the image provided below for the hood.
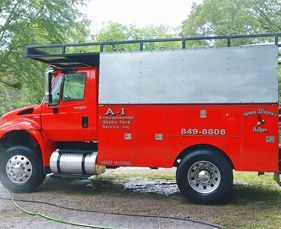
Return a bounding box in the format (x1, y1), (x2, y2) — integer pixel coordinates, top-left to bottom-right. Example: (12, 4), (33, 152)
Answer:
(1, 104), (42, 124)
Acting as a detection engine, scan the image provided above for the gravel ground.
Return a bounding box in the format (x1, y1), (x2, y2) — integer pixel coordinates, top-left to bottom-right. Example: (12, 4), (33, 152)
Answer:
(0, 197), (215, 229)
(0, 168), (280, 229)
(0, 168), (220, 229)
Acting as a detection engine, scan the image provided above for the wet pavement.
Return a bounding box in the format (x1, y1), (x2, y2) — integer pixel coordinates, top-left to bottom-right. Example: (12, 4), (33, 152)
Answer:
(89, 177), (178, 196)
(0, 168), (221, 229)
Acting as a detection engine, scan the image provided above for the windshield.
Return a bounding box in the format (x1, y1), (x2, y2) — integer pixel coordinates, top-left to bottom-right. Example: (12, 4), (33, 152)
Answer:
(50, 74), (63, 105)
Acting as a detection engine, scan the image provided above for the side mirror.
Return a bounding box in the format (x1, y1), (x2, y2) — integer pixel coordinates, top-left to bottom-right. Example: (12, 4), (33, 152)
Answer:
(45, 68), (54, 104)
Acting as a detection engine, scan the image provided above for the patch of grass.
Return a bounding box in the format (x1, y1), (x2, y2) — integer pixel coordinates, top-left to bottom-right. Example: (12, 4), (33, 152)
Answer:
(234, 172), (277, 185)
(104, 170), (281, 228)
(233, 184), (280, 205)
(233, 172), (281, 205)
(223, 172), (281, 228)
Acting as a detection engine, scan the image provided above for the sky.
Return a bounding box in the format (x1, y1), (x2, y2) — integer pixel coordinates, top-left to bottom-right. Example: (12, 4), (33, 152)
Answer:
(82, 0), (202, 34)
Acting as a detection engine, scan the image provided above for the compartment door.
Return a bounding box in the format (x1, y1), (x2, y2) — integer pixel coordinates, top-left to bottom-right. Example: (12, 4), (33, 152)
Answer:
(135, 106), (166, 167)
(98, 105), (136, 167)
(241, 105), (279, 171)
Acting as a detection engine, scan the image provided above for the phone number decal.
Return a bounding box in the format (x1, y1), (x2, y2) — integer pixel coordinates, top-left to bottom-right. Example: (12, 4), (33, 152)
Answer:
(181, 128), (226, 135)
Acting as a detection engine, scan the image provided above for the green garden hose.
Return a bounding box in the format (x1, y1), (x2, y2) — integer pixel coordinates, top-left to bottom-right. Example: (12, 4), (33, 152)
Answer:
(5, 189), (119, 229)
(1, 188), (222, 229)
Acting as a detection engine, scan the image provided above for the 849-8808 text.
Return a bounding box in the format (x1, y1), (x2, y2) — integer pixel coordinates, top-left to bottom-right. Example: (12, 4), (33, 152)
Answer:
(181, 128), (226, 136)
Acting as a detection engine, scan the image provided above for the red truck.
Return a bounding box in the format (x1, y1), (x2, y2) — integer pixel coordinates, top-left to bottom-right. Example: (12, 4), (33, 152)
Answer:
(0, 33), (280, 204)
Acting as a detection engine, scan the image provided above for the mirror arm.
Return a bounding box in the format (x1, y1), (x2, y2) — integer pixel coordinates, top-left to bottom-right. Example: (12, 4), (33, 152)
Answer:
(48, 72), (53, 104)
(45, 67), (54, 105)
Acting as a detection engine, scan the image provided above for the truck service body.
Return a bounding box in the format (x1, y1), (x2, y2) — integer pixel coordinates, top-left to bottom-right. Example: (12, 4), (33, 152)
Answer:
(0, 33), (280, 204)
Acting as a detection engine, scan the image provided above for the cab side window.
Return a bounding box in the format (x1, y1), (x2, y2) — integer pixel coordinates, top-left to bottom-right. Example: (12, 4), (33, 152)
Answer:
(62, 73), (86, 101)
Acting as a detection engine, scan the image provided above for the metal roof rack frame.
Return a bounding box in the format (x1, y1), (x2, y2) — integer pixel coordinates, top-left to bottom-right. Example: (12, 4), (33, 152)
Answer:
(26, 33), (281, 69)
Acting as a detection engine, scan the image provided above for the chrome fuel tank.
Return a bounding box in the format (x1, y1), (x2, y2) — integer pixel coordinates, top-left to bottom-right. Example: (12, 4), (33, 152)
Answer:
(50, 150), (106, 175)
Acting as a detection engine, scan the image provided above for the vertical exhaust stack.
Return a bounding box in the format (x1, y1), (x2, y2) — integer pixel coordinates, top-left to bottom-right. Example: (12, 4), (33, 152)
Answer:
(50, 150), (106, 176)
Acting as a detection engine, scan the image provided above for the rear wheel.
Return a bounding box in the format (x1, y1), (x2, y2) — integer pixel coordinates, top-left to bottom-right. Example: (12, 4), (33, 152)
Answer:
(0, 146), (45, 193)
(176, 149), (233, 204)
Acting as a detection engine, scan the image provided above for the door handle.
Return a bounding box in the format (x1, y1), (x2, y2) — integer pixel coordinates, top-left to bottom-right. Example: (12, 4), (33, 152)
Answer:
(52, 108), (59, 114)
(82, 116), (88, 128)
(74, 106), (87, 111)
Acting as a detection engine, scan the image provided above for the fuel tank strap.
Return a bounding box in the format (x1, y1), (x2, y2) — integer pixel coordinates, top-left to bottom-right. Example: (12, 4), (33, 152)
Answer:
(81, 154), (87, 175)
(57, 153), (62, 174)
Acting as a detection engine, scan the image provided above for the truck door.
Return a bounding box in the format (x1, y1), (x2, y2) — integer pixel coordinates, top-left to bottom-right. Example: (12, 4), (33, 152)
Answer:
(41, 68), (98, 141)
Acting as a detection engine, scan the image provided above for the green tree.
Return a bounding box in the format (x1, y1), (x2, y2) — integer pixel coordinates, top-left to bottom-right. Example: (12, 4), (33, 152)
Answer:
(182, 0), (281, 35)
(0, 0), (89, 115)
(95, 22), (180, 51)
(181, 0), (281, 46)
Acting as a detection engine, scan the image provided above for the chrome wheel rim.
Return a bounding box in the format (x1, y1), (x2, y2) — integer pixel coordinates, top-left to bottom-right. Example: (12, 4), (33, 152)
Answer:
(187, 160), (221, 194)
(6, 155), (33, 184)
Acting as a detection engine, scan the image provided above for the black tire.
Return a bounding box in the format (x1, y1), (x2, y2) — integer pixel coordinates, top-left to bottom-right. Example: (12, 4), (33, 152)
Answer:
(176, 149), (233, 204)
(0, 146), (45, 193)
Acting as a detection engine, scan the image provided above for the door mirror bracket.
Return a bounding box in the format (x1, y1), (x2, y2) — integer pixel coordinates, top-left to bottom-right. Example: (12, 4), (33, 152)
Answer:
(45, 68), (54, 104)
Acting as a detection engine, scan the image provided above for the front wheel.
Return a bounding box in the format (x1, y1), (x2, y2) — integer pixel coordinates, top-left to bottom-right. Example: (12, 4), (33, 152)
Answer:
(176, 149), (233, 204)
(0, 146), (45, 193)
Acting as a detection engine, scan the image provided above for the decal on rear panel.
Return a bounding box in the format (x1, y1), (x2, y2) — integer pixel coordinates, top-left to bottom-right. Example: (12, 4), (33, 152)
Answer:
(244, 109), (277, 133)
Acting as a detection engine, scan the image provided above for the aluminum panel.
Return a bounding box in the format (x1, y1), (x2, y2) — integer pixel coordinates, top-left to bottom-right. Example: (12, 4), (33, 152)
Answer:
(99, 45), (278, 104)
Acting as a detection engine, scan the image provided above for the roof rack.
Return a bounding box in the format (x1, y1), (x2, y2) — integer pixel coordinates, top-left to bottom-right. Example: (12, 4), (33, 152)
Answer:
(26, 33), (281, 69)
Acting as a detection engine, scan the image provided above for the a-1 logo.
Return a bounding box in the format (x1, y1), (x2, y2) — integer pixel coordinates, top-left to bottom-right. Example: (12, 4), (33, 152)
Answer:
(105, 108), (126, 116)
